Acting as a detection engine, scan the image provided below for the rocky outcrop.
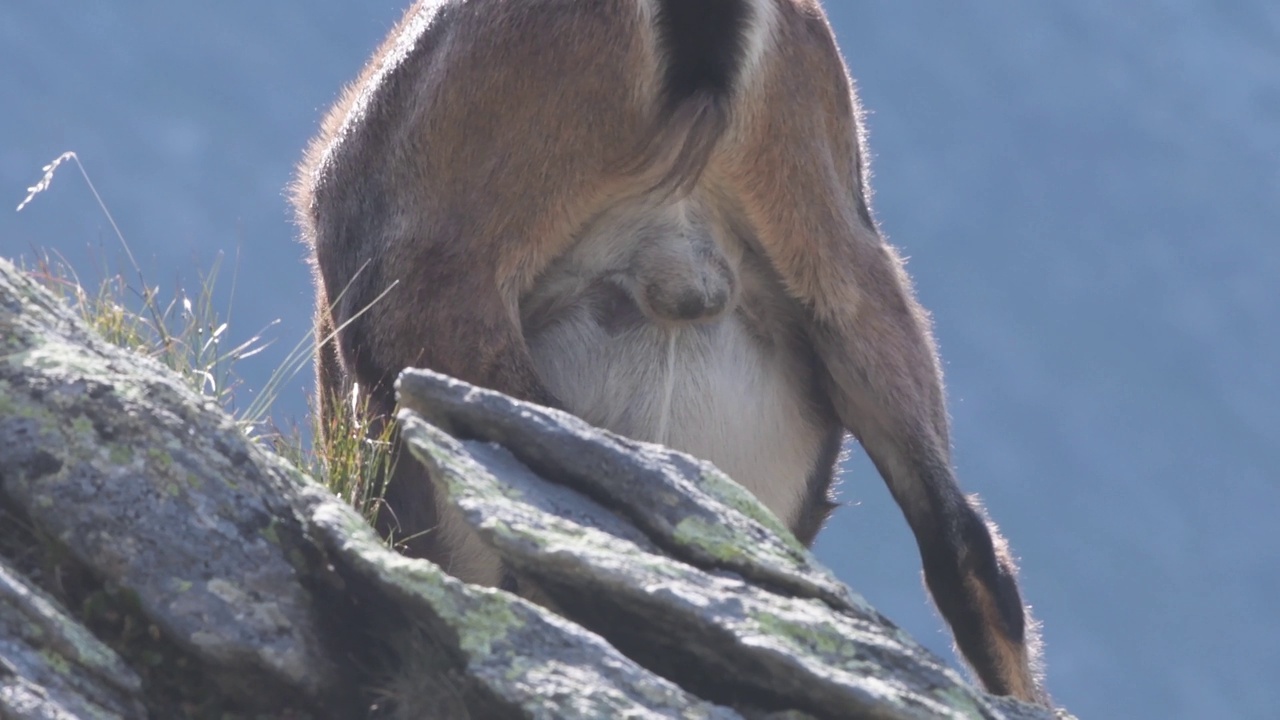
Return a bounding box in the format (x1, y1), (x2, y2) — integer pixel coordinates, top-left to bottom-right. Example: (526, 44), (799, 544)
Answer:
(0, 257), (1073, 720)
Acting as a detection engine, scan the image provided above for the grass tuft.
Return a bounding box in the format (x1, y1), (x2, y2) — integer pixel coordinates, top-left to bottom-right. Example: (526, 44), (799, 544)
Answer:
(271, 386), (398, 528)
(15, 151), (392, 529)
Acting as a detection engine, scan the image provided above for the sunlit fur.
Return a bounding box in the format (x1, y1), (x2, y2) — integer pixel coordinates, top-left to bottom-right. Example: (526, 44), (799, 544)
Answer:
(293, 0), (1049, 705)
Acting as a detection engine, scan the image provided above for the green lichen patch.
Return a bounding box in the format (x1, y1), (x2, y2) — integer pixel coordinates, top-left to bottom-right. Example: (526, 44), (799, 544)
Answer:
(694, 466), (800, 550)
(37, 647), (73, 675)
(71, 414), (95, 437)
(309, 498), (526, 660)
(747, 605), (870, 667)
(259, 519), (281, 546)
(145, 447), (173, 472)
(673, 515), (791, 567)
(108, 444), (133, 465)
(669, 496), (875, 620)
(0, 378), (16, 414)
(745, 604), (988, 720)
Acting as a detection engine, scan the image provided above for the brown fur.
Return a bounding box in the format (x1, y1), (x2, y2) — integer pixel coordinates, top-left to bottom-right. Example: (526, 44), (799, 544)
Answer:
(292, 0), (1049, 704)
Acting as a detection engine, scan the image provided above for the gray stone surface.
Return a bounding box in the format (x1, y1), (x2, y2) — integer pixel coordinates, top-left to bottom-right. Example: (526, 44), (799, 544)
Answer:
(398, 374), (1064, 720)
(0, 556), (145, 720)
(0, 257), (1074, 719)
(309, 497), (741, 720)
(0, 257), (350, 715)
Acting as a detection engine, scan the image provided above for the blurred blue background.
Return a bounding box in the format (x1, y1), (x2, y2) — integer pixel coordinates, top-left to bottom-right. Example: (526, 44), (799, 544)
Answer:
(2, 3), (1276, 717)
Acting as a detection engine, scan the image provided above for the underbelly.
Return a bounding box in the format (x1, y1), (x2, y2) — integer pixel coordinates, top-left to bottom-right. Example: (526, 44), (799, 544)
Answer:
(527, 315), (833, 528)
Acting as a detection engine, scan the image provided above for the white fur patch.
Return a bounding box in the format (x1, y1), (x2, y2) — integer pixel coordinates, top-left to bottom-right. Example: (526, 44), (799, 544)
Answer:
(523, 197), (832, 529)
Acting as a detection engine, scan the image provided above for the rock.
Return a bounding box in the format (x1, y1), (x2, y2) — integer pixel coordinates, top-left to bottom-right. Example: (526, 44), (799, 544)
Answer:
(0, 257), (354, 716)
(0, 257), (1075, 720)
(395, 369), (861, 614)
(396, 370), (1061, 720)
(308, 493), (741, 720)
(0, 555), (145, 719)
